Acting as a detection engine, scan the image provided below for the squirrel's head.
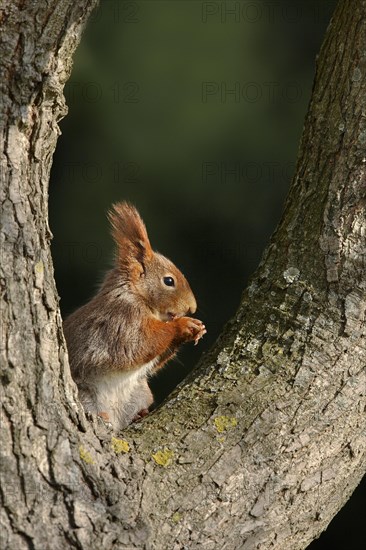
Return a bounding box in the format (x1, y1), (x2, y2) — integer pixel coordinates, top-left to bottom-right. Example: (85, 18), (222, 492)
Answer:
(108, 202), (197, 320)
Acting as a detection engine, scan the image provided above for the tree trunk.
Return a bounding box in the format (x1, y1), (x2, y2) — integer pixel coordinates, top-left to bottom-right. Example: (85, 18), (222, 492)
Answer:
(1, 0), (365, 549)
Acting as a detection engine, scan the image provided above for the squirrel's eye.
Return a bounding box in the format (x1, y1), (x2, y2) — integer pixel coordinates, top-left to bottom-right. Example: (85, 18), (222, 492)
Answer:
(163, 276), (175, 287)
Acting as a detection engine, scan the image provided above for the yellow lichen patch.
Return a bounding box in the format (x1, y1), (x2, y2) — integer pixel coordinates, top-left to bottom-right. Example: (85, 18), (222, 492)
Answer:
(79, 445), (95, 464)
(111, 437), (130, 454)
(262, 341), (283, 357)
(172, 512), (181, 524)
(34, 261), (44, 274)
(152, 448), (174, 467)
(214, 416), (238, 433)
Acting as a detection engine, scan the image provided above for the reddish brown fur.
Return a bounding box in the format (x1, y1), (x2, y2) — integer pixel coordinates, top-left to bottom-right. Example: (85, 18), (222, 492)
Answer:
(63, 202), (206, 430)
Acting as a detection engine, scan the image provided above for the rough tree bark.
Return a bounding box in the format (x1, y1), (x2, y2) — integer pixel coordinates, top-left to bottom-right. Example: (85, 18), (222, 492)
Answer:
(1, 0), (365, 549)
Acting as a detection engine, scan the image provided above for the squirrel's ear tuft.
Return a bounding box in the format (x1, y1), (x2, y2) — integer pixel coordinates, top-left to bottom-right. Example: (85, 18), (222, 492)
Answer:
(108, 202), (153, 272)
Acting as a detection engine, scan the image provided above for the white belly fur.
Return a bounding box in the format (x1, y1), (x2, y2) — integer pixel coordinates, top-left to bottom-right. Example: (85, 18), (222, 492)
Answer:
(92, 358), (157, 428)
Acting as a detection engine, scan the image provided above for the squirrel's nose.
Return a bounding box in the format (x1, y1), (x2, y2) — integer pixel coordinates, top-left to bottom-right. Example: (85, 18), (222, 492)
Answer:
(187, 294), (197, 315)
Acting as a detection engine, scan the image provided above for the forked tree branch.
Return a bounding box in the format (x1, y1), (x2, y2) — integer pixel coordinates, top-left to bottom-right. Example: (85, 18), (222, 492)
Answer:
(0, 1), (365, 549)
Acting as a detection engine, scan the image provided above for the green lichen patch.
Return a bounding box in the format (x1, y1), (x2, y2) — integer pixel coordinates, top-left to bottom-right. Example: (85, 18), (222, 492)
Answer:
(214, 416), (238, 433)
(172, 511), (182, 523)
(111, 437), (130, 454)
(79, 445), (95, 464)
(152, 448), (174, 467)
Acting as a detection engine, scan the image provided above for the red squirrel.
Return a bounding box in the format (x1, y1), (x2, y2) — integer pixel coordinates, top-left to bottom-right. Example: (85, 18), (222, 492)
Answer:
(63, 202), (206, 430)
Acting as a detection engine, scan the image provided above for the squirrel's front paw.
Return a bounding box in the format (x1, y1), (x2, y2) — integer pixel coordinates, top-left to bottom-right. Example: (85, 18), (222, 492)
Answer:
(176, 317), (207, 344)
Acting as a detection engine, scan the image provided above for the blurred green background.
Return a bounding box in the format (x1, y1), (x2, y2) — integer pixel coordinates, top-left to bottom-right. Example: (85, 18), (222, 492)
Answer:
(50, 0), (338, 400)
(49, 2), (365, 547)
